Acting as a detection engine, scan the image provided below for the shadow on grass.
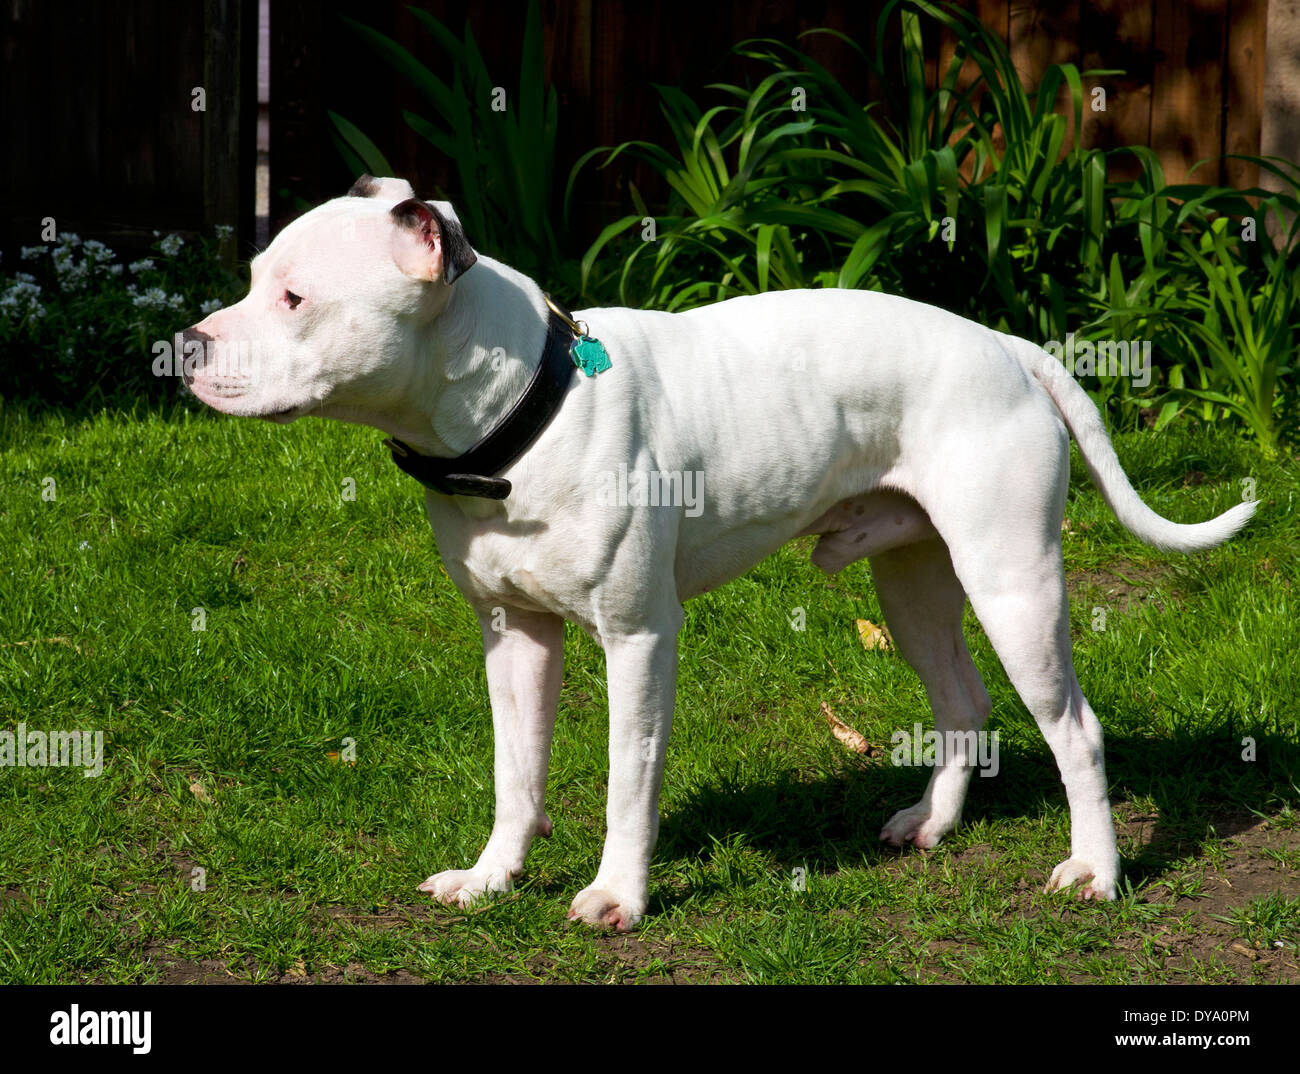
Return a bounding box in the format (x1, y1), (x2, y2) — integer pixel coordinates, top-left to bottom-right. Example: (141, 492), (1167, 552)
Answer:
(654, 723), (1300, 900)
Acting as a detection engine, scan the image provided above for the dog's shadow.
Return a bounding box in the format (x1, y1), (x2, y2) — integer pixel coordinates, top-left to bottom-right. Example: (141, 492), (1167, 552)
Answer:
(651, 725), (1298, 905)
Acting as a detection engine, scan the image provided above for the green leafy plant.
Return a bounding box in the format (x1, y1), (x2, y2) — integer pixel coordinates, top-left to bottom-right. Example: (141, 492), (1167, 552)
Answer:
(0, 231), (243, 412)
(1173, 213), (1298, 453)
(1072, 156), (1300, 447)
(570, 2), (1130, 327)
(570, 0), (1299, 447)
(339, 0), (562, 283)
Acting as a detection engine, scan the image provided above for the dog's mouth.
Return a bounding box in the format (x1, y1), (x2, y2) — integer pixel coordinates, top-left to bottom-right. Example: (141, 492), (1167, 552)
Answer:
(187, 378), (307, 422)
(261, 406), (302, 423)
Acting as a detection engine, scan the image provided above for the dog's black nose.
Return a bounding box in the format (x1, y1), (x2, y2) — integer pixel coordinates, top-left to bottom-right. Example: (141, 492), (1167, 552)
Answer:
(177, 326), (214, 389)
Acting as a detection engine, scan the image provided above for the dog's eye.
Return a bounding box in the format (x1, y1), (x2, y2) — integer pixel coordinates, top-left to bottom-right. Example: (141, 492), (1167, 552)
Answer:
(284, 290), (303, 310)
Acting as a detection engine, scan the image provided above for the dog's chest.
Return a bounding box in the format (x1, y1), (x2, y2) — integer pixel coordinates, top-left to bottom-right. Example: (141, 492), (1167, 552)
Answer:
(427, 504), (601, 623)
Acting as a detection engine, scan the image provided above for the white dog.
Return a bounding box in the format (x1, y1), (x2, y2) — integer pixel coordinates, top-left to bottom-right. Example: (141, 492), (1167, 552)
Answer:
(181, 176), (1255, 930)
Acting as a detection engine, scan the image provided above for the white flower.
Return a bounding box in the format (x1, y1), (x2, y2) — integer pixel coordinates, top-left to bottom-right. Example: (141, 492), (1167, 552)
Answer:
(199, 298), (223, 315)
(132, 286), (172, 311)
(159, 233), (184, 256)
(49, 244), (90, 290)
(20, 245), (47, 261)
(2, 280), (41, 300)
(129, 259), (156, 274)
(56, 232), (82, 247)
(54, 258), (89, 290)
(0, 279), (44, 318)
(106, 264), (123, 276)
(167, 293), (187, 312)
(215, 224), (234, 240)
(14, 272), (36, 284)
(82, 239), (115, 263)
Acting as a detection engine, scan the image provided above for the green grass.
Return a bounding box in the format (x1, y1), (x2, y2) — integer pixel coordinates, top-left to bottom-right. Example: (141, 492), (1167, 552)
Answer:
(0, 404), (1297, 983)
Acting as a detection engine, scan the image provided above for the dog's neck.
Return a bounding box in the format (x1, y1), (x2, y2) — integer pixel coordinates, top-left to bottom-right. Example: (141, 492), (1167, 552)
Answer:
(329, 255), (550, 459)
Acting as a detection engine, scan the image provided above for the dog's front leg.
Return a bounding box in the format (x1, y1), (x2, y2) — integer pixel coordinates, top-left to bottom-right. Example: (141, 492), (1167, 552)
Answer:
(568, 626), (679, 932)
(419, 607), (563, 906)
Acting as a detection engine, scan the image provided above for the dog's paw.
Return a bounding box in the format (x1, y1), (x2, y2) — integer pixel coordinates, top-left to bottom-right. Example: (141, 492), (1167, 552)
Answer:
(879, 803), (954, 850)
(1044, 857), (1119, 901)
(567, 885), (645, 932)
(418, 866), (512, 907)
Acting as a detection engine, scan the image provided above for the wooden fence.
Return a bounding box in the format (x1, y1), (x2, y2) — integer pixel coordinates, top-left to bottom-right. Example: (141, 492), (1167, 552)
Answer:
(983, 0), (1268, 189)
(0, 0), (257, 259)
(271, 0), (1271, 237)
(0, 1), (1274, 259)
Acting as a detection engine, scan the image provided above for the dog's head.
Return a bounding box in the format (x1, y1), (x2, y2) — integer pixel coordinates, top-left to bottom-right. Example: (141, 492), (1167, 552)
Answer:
(178, 175), (477, 422)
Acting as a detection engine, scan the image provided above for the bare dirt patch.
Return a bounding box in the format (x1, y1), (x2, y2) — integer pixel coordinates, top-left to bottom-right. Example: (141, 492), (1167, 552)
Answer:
(1067, 560), (1179, 616)
(1126, 814), (1300, 982)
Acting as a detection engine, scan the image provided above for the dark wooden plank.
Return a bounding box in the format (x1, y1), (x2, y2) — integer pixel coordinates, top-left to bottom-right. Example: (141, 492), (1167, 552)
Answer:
(332, 0), (403, 194)
(943, 1), (1009, 183)
(979, 0), (1009, 39)
(157, 0), (206, 210)
(938, 0), (1009, 89)
(588, 0), (632, 205)
(269, 0), (327, 236)
(550, 0), (597, 238)
(52, 0), (103, 198)
(1080, 0), (1153, 181)
(202, 0), (258, 259)
(97, 0), (149, 205)
(238, 0), (260, 249)
(1223, 0), (1266, 190)
(1009, 1), (1082, 149)
(798, 0), (876, 107)
(0, 0), (53, 247)
(131, 0), (161, 201)
(1151, 0), (1227, 185)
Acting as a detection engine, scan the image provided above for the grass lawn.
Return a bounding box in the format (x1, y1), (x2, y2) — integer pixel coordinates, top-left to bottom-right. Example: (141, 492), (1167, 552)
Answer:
(0, 403), (1297, 984)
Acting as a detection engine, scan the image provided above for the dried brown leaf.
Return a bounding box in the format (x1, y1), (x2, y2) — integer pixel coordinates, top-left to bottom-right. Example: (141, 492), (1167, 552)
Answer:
(855, 619), (892, 651)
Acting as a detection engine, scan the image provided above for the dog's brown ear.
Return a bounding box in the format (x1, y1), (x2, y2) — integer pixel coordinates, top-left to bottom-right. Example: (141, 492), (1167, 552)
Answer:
(389, 197), (477, 284)
(349, 174), (416, 201)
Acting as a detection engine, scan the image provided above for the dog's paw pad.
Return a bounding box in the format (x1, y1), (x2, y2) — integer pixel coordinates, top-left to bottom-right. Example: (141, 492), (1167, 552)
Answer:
(568, 886), (643, 932)
(1045, 857), (1118, 901)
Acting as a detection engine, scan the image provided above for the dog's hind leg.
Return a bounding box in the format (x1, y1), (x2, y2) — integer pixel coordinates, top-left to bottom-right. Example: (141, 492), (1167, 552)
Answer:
(934, 419), (1120, 899)
(953, 551), (1120, 899)
(871, 538), (992, 849)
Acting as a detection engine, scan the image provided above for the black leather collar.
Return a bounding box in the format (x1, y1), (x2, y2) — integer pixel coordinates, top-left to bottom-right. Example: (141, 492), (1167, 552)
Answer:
(383, 302), (577, 499)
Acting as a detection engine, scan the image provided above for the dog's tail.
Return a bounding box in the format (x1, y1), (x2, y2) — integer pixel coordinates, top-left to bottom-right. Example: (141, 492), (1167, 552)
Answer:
(1022, 344), (1256, 553)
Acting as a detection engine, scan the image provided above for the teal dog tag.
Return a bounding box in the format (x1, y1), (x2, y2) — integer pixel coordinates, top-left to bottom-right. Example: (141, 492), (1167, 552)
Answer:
(570, 335), (611, 377)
